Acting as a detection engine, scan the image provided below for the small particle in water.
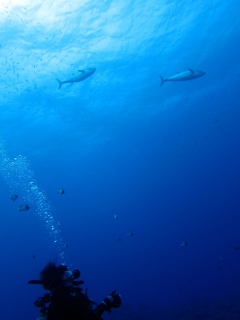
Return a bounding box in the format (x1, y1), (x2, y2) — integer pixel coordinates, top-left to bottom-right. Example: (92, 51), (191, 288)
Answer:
(18, 204), (30, 211)
(11, 194), (18, 201)
(32, 255), (36, 259)
(114, 214), (118, 220)
(127, 232), (133, 236)
(63, 243), (68, 248)
(180, 241), (188, 247)
(58, 188), (65, 194)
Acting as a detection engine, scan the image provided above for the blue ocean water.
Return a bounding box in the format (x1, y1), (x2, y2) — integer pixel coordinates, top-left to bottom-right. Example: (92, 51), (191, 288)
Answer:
(0, 0), (240, 319)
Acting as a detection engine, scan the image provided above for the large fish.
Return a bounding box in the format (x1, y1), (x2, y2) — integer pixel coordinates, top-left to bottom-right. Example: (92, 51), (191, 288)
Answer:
(56, 67), (96, 89)
(160, 68), (205, 86)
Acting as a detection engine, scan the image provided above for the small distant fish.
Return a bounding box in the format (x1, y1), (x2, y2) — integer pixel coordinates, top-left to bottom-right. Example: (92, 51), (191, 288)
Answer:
(63, 243), (68, 248)
(114, 214), (118, 220)
(180, 241), (188, 247)
(118, 238), (122, 242)
(127, 232), (134, 236)
(32, 255), (36, 259)
(18, 204), (30, 211)
(11, 195), (18, 201)
(235, 247), (240, 250)
(58, 188), (65, 194)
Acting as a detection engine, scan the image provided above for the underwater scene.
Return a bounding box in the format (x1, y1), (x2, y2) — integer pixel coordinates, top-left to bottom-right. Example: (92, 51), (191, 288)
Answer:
(0, 0), (239, 319)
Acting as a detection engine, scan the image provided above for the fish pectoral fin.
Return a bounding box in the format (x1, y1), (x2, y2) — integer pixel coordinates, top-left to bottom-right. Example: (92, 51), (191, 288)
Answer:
(78, 70), (85, 73)
(188, 68), (194, 74)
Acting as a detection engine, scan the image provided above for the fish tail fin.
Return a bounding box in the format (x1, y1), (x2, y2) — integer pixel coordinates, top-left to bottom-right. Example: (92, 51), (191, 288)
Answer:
(159, 74), (165, 86)
(56, 78), (62, 89)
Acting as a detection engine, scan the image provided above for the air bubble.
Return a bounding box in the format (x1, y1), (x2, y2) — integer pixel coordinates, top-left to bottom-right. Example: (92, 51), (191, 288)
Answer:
(0, 138), (65, 261)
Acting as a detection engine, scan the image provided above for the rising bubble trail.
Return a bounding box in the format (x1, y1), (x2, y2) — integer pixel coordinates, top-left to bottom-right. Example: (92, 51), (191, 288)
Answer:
(0, 138), (65, 261)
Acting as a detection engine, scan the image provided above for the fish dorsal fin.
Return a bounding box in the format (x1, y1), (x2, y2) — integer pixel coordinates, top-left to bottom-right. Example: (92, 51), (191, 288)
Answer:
(78, 70), (85, 73)
(188, 68), (194, 74)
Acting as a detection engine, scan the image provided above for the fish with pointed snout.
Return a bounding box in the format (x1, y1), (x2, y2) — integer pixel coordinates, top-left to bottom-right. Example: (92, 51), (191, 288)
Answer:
(160, 68), (205, 86)
(56, 67), (96, 89)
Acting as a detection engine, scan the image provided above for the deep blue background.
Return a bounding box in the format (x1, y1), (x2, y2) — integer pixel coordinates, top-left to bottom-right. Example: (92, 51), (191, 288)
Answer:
(0, 0), (239, 319)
